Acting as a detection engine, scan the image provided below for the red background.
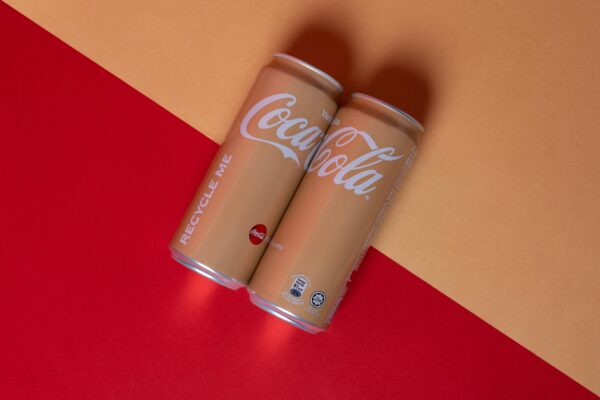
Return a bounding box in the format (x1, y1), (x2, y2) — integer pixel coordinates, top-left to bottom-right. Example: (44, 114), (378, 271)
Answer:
(0, 5), (596, 399)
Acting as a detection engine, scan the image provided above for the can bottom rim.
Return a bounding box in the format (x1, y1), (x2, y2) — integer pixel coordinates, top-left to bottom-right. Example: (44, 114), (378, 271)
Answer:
(170, 247), (244, 290)
(247, 289), (325, 334)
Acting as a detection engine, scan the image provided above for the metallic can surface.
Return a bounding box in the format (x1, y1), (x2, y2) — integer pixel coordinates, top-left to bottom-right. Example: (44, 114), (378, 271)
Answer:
(170, 54), (342, 289)
(247, 93), (423, 331)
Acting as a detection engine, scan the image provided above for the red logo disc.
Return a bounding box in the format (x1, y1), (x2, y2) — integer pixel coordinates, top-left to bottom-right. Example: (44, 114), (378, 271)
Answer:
(249, 224), (267, 245)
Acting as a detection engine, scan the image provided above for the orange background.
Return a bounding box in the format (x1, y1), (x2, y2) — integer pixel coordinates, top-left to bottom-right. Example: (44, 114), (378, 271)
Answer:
(5, 0), (599, 393)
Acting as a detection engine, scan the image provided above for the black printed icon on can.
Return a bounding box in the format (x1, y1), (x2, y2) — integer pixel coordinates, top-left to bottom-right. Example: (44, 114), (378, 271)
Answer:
(310, 291), (326, 308)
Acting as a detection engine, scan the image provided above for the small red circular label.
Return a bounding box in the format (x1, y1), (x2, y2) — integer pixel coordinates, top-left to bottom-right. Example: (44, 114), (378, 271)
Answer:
(249, 224), (267, 245)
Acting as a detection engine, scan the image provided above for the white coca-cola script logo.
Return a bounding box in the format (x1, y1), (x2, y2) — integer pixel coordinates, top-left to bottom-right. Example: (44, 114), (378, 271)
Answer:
(240, 93), (325, 167)
(250, 228), (265, 240)
(307, 127), (403, 195)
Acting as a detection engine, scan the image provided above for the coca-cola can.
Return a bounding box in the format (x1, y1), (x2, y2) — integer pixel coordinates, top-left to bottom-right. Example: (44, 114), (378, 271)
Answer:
(170, 54), (343, 289)
(247, 93), (423, 332)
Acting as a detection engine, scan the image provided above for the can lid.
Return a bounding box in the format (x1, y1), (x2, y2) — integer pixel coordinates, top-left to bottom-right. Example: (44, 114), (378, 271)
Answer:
(273, 53), (344, 94)
(351, 93), (424, 134)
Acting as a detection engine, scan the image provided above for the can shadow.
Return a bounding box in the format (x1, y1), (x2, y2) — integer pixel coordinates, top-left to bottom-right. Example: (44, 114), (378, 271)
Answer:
(279, 22), (354, 96)
(358, 61), (433, 130)
(279, 22), (434, 126)
(282, 25), (432, 130)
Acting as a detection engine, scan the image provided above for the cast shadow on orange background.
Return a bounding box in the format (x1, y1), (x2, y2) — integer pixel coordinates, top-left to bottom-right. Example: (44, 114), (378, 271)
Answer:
(282, 21), (432, 126)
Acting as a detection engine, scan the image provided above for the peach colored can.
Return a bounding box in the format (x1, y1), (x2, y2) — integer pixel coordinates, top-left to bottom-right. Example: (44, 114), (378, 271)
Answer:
(170, 54), (342, 289)
(248, 93), (423, 332)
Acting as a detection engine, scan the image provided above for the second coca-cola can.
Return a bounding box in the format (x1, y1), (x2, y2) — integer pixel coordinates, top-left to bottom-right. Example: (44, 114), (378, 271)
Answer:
(247, 93), (423, 332)
(170, 54), (342, 289)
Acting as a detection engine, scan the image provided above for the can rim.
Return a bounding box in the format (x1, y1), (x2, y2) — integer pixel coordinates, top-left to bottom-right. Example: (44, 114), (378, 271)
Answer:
(170, 247), (244, 290)
(351, 93), (424, 133)
(273, 53), (344, 94)
(247, 289), (325, 334)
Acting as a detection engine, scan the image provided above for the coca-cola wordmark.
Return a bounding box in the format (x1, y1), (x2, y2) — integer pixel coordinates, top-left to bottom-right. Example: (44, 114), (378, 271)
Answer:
(240, 93), (404, 196)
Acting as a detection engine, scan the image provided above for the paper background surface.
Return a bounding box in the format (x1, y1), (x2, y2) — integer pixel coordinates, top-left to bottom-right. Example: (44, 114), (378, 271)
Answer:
(5, 0), (599, 393)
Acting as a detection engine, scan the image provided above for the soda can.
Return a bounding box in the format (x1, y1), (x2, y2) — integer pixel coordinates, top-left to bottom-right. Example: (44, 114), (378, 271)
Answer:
(247, 93), (423, 332)
(170, 54), (343, 289)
